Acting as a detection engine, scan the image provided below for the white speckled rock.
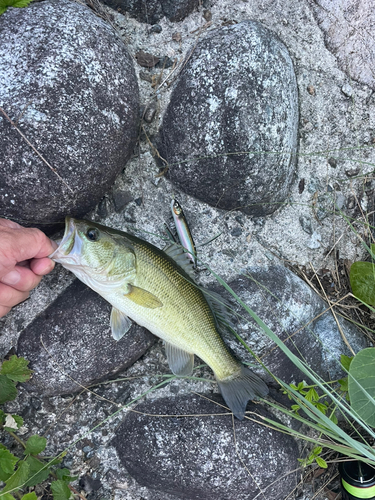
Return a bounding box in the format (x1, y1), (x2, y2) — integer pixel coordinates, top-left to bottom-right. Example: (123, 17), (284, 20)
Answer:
(113, 394), (299, 500)
(158, 20), (299, 216)
(0, 0), (139, 230)
(217, 266), (369, 384)
(99, 0), (200, 24)
(17, 279), (156, 396)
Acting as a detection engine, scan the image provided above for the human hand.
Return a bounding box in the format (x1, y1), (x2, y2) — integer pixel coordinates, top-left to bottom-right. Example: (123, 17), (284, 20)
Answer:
(0, 219), (57, 317)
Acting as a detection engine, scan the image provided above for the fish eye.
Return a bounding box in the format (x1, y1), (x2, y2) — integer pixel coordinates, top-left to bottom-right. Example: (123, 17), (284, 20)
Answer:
(86, 228), (100, 241)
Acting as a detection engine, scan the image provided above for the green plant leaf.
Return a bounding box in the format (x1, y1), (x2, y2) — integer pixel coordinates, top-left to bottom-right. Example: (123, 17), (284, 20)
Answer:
(56, 468), (78, 482)
(312, 446), (322, 456)
(9, 0), (34, 6)
(348, 348), (375, 427)
(21, 493), (38, 500)
(0, 375), (17, 404)
(0, 494), (16, 500)
(305, 388), (319, 402)
(316, 402), (328, 414)
(51, 479), (72, 500)
(12, 415), (23, 429)
(24, 435), (47, 456)
(329, 413), (338, 425)
(315, 456), (328, 468)
(0, 448), (18, 481)
(350, 261), (375, 306)
(23, 455), (50, 487)
(0, 0), (34, 14)
(338, 377), (348, 392)
(341, 355), (353, 372)
(3, 460), (30, 493)
(1, 355), (32, 383)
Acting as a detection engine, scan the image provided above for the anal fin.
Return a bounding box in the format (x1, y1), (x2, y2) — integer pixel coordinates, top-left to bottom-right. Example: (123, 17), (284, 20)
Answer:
(165, 342), (194, 376)
(110, 307), (132, 340)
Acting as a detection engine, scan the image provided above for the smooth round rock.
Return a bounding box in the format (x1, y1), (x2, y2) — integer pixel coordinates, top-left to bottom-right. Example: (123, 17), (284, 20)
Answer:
(113, 394), (299, 500)
(0, 0), (139, 231)
(17, 279), (156, 396)
(158, 20), (299, 216)
(215, 266), (369, 384)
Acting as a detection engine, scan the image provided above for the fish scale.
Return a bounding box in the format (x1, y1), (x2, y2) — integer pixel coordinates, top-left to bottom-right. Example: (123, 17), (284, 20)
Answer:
(120, 239), (239, 379)
(50, 217), (268, 419)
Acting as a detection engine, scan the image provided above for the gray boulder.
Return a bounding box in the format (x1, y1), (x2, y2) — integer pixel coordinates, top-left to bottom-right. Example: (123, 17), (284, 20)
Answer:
(17, 279), (156, 396)
(99, 0), (200, 24)
(113, 394), (299, 500)
(158, 20), (299, 216)
(0, 0), (139, 231)
(216, 266), (368, 384)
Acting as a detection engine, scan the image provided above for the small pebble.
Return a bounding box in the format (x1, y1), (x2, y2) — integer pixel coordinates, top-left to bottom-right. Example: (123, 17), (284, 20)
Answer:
(135, 50), (159, 68)
(172, 32), (182, 42)
(306, 231), (322, 249)
(345, 167), (360, 177)
(299, 215), (313, 235)
(235, 215), (244, 226)
(112, 190), (133, 212)
(307, 85), (315, 95)
(341, 83), (353, 97)
(135, 197), (143, 206)
(231, 227), (242, 237)
(203, 9), (212, 21)
(143, 101), (157, 123)
(308, 177), (322, 194)
(149, 24), (162, 34)
(328, 157), (337, 168)
(347, 195), (356, 210)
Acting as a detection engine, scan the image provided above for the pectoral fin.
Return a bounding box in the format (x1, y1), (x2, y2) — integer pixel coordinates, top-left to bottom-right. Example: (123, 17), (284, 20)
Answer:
(124, 285), (163, 309)
(165, 342), (194, 376)
(110, 307), (132, 340)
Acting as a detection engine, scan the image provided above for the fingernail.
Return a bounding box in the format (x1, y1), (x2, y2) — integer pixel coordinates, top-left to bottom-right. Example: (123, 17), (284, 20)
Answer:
(1, 270), (21, 285)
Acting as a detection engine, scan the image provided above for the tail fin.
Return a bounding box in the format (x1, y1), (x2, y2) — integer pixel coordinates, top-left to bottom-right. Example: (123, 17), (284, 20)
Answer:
(217, 365), (269, 420)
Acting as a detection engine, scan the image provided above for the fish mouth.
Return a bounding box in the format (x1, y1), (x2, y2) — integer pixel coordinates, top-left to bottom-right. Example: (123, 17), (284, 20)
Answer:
(49, 217), (82, 265)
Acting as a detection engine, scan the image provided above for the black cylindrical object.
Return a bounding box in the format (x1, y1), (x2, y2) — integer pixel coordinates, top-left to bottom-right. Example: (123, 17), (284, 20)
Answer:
(338, 461), (375, 499)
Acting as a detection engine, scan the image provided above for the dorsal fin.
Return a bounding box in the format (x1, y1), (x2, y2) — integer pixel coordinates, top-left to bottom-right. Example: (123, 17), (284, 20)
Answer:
(163, 242), (195, 279)
(201, 288), (235, 335)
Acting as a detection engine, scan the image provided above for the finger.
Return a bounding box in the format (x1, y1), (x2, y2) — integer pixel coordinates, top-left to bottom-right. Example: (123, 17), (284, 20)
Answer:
(0, 227), (56, 277)
(0, 305), (12, 318)
(0, 265), (43, 292)
(30, 257), (56, 276)
(0, 283), (29, 308)
(0, 218), (22, 229)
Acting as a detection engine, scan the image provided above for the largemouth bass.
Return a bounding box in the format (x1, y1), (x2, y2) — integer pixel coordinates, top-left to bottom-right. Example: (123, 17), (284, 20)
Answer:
(50, 217), (268, 419)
